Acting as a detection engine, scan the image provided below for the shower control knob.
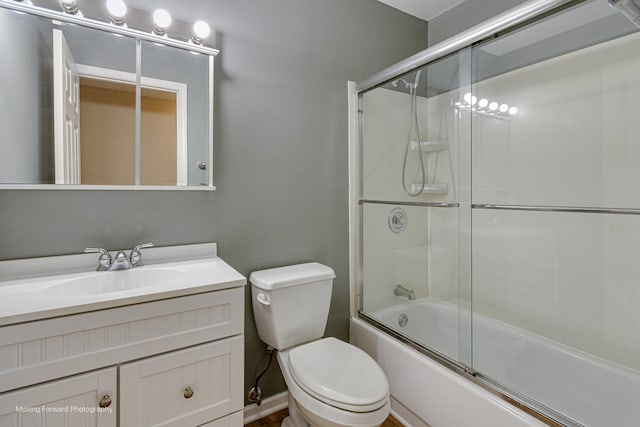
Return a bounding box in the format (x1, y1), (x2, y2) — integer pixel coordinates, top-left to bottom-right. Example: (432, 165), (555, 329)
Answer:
(388, 207), (408, 234)
(392, 214), (405, 225)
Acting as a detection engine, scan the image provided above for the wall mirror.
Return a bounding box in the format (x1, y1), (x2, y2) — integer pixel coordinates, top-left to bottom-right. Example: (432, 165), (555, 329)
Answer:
(0, 2), (217, 190)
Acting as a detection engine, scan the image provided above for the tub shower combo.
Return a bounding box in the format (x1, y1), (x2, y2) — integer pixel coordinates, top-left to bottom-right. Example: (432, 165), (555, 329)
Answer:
(350, 0), (640, 425)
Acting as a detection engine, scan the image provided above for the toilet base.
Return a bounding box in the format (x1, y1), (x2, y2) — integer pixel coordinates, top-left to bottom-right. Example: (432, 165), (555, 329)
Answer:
(282, 416), (298, 427)
(284, 388), (311, 427)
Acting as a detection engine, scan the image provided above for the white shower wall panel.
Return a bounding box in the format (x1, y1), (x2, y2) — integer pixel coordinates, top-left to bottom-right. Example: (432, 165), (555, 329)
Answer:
(361, 88), (462, 312)
(361, 203), (428, 312)
(472, 31), (640, 209)
(361, 88), (454, 204)
(473, 209), (640, 372)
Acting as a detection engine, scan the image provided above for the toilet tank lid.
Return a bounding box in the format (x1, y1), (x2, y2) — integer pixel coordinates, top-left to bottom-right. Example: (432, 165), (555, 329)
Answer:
(249, 262), (335, 290)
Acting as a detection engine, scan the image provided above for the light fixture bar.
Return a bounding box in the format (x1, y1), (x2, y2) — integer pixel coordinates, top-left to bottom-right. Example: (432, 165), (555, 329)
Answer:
(457, 92), (518, 120)
(0, 0), (218, 56)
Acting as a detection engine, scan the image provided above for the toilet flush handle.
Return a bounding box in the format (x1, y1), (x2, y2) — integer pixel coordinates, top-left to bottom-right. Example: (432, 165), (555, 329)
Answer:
(256, 292), (271, 306)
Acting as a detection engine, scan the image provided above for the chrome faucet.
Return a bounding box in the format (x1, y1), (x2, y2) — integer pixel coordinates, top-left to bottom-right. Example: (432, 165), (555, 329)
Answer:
(394, 284), (416, 301)
(85, 243), (154, 271)
(109, 250), (131, 271)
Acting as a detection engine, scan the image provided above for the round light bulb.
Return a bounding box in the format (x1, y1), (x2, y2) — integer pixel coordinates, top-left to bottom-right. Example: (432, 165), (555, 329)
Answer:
(59, 0), (78, 14)
(153, 9), (172, 34)
(106, 0), (127, 24)
(470, 96), (478, 105)
(193, 21), (210, 40)
(499, 103), (509, 113)
(478, 98), (489, 108)
(488, 102), (499, 111)
(463, 93), (472, 104)
(508, 106), (518, 116)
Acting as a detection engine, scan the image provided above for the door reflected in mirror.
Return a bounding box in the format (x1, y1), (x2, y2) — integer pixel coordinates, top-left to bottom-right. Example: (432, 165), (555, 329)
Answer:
(78, 78), (182, 186)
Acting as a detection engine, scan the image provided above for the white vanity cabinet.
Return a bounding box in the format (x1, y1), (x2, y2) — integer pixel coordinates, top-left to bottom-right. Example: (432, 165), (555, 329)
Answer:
(0, 367), (117, 427)
(0, 287), (244, 427)
(120, 336), (243, 426)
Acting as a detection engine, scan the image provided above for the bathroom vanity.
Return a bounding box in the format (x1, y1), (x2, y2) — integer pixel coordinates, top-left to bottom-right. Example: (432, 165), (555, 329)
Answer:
(0, 243), (245, 427)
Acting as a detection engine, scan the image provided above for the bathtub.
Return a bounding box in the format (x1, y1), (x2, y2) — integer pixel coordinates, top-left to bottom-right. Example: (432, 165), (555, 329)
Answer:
(351, 297), (640, 427)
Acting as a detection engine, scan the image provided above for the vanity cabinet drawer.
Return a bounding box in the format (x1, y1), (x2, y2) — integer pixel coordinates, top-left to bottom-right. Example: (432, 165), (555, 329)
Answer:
(0, 367), (117, 427)
(0, 287), (243, 393)
(120, 336), (243, 427)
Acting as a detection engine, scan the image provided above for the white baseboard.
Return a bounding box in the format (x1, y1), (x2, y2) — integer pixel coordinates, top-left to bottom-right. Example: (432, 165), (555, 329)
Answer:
(243, 391), (289, 424)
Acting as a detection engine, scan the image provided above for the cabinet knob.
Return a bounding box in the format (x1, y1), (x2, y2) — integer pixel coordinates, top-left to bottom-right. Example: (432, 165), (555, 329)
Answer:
(184, 386), (194, 399)
(99, 394), (112, 408)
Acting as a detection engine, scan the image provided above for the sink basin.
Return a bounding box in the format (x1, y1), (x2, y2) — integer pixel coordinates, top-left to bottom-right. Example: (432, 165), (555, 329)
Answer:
(45, 268), (181, 296)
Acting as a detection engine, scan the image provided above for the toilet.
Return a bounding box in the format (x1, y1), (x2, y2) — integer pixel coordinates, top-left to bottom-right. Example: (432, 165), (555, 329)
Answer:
(250, 263), (390, 427)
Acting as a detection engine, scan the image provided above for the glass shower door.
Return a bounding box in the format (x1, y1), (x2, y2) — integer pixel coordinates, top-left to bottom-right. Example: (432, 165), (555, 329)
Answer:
(470, 0), (640, 425)
(358, 49), (472, 367)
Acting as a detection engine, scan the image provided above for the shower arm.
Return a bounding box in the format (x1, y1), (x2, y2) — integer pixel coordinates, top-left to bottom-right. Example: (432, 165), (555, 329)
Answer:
(609, 0), (640, 28)
(356, 0), (576, 93)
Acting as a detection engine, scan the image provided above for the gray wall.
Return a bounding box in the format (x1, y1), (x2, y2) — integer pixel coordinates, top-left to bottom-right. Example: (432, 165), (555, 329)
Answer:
(0, 0), (426, 403)
(428, 0), (527, 46)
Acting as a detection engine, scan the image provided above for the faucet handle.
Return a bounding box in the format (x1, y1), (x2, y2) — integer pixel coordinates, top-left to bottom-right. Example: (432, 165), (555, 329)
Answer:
(129, 242), (154, 267)
(84, 247), (112, 271)
(132, 242), (154, 252)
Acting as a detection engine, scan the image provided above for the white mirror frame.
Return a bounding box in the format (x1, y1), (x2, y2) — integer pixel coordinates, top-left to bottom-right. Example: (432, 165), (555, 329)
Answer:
(0, 0), (218, 191)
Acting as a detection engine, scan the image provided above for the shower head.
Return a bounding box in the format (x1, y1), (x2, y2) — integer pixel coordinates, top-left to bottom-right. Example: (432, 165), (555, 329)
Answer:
(609, 0), (640, 29)
(391, 77), (415, 90)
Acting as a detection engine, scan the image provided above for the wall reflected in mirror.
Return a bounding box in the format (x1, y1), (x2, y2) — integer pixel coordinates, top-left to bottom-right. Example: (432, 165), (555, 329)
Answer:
(0, 6), (213, 188)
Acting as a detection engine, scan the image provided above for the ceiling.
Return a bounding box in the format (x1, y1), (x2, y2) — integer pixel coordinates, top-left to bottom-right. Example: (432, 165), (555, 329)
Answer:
(376, 0), (467, 21)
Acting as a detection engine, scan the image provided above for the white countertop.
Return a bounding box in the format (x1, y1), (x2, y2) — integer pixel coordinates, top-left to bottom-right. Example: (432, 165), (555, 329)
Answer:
(0, 244), (246, 326)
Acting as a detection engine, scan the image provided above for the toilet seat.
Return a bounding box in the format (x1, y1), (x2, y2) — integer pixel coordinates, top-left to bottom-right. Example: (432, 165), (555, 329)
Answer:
(288, 338), (389, 413)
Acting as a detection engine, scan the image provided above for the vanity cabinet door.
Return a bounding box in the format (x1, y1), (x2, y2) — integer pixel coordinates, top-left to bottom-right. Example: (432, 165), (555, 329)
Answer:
(0, 367), (116, 427)
(120, 335), (243, 427)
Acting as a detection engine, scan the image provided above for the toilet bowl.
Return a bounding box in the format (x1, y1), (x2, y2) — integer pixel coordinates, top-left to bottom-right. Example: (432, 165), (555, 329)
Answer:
(250, 263), (390, 427)
(279, 338), (390, 427)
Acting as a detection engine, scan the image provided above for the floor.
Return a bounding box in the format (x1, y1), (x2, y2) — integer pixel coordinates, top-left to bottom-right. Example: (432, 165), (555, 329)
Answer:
(245, 408), (405, 427)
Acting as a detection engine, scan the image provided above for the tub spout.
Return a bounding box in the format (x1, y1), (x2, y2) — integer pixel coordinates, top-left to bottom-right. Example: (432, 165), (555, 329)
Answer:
(394, 284), (415, 300)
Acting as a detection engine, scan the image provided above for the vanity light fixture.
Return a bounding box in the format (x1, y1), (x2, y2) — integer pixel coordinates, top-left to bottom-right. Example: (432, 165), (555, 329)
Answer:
(59, 0), (80, 16)
(457, 95), (518, 120)
(10, 0), (216, 51)
(191, 20), (211, 45)
(152, 9), (171, 36)
(106, 0), (127, 26)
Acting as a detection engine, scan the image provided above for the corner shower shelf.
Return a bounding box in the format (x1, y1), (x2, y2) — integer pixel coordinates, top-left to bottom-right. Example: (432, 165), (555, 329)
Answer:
(410, 140), (449, 152)
(410, 183), (449, 194)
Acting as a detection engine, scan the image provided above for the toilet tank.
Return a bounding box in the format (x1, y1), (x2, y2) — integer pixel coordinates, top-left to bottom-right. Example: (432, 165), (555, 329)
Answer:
(250, 263), (336, 350)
